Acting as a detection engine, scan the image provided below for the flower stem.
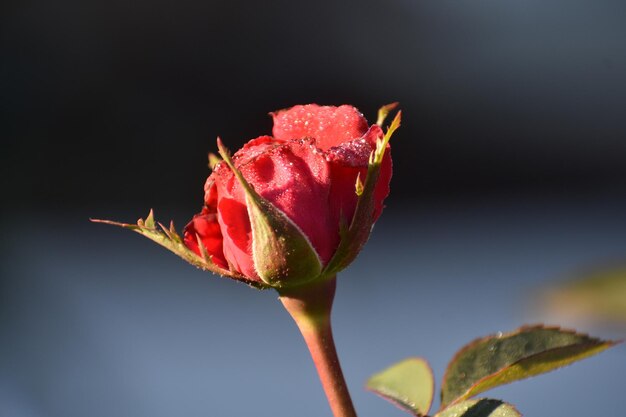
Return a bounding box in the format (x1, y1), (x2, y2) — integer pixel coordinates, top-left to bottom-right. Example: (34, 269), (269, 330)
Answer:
(278, 278), (358, 417)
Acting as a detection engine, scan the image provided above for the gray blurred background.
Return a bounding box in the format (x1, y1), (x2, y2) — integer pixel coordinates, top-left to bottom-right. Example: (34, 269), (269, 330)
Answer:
(2, 1), (626, 416)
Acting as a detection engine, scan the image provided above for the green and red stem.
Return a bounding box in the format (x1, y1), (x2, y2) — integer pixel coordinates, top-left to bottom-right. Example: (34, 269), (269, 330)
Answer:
(279, 278), (358, 417)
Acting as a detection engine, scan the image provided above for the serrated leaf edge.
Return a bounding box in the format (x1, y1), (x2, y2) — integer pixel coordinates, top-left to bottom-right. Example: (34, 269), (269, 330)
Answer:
(91, 210), (267, 289)
(452, 339), (616, 407)
(440, 324), (620, 408)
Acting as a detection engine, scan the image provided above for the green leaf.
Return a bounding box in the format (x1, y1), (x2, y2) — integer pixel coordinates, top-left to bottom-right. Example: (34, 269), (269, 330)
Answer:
(542, 264), (626, 323)
(366, 358), (434, 416)
(434, 399), (521, 417)
(91, 210), (265, 288)
(440, 325), (617, 407)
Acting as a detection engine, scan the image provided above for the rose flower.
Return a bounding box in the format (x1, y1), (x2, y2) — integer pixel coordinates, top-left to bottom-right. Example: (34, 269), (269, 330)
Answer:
(93, 104), (400, 289)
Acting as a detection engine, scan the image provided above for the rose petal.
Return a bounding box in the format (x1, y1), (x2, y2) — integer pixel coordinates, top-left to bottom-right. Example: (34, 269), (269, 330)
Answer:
(183, 207), (228, 269)
(326, 125), (391, 225)
(210, 137), (337, 278)
(326, 125), (382, 167)
(217, 197), (258, 279)
(238, 138), (337, 264)
(233, 135), (281, 165)
(204, 136), (278, 206)
(272, 104), (369, 150)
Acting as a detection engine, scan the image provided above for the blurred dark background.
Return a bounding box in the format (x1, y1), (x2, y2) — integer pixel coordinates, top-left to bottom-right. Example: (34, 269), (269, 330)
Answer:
(2, 1), (626, 417)
(3, 0), (626, 212)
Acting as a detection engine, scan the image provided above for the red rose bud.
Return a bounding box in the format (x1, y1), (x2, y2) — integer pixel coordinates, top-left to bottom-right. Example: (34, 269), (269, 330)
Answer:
(211, 137), (324, 286)
(92, 104), (399, 289)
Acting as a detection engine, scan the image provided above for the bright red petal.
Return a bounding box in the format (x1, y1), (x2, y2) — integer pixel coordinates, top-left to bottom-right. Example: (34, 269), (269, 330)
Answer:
(325, 125), (391, 226)
(238, 138), (337, 264)
(216, 197), (258, 279)
(183, 207), (228, 269)
(272, 104), (369, 151)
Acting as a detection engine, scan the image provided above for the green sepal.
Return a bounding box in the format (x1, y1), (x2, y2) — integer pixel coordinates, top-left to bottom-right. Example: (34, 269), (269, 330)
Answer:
(367, 357), (434, 416)
(355, 172), (364, 196)
(322, 109), (401, 276)
(217, 139), (323, 288)
(91, 210), (266, 289)
(434, 399), (521, 417)
(377, 102), (399, 126)
(440, 325), (618, 408)
(208, 152), (222, 170)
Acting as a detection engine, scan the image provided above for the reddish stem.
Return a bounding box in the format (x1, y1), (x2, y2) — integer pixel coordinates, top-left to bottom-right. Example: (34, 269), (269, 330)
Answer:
(279, 278), (358, 417)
